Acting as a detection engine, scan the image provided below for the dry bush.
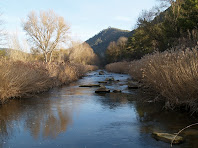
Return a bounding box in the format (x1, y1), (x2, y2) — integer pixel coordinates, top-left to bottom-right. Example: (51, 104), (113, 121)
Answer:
(0, 60), (51, 103)
(84, 65), (98, 71)
(0, 60), (96, 103)
(106, 45), (198, 111)
(129, 46), (198, 110)
(69, 41), (98, 65)
(105, 61), (130, 74)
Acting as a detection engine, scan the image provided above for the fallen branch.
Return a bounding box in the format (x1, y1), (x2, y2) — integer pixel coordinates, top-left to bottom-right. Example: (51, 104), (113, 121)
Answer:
(171, 123), (198, 147)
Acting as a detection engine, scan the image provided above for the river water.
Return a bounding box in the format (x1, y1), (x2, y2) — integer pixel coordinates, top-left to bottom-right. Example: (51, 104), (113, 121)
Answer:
(0, 70), (198, 148)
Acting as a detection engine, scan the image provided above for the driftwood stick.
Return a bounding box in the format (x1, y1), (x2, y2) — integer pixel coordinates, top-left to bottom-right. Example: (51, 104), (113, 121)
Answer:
(171, 123), (198, 147)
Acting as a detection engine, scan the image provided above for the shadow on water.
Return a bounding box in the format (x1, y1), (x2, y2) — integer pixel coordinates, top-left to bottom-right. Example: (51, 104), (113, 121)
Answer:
(0, 70), (198, 147)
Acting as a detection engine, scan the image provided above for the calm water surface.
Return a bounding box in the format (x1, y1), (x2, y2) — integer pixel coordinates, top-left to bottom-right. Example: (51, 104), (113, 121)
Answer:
(0, 70), (198, 148)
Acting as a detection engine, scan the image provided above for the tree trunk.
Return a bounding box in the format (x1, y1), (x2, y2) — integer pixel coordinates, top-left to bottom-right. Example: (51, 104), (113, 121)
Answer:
(44, 52), (48, 63)
(49, 51), (53, 63)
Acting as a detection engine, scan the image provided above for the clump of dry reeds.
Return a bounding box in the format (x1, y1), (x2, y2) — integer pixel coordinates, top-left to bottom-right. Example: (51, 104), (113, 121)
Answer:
(105, 61), (130, 74)
(0, 60), (51, 103)
(0, 59), (97, 104)
(106, 45), (198, 111)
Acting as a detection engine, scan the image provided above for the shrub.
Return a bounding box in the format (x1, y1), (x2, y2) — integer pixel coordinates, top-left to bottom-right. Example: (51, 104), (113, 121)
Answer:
(106, 45), (198, 111)
(0, 60), (97, 103)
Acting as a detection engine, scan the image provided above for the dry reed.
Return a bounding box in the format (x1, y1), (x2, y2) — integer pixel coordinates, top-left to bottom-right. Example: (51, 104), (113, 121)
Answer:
(0, 59), (98, 103)
(106, 45), (198, 111)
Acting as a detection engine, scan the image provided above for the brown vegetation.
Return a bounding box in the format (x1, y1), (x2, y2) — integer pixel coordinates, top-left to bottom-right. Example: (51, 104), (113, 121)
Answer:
(69, 41), (98, 65)
(106, 45), (198, 112)
(105, 61), (129, 74)
(106, 37), (128, 63)
(0, 59), (97, 104)
(0, 9), (99, 104)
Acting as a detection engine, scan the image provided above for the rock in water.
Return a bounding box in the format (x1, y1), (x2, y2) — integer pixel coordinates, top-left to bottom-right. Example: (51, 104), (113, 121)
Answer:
(105, 77), (114, 81)
(128, 81), (140, 89)
(79, 84), (101, 87)
(128, 85), (139, 89)
(113, 90), (122, 93)
(95, 88), (110, 93)
(98, 81), (108, 83)
(99, 71), (105, 75)
(152, 132), (184, 144)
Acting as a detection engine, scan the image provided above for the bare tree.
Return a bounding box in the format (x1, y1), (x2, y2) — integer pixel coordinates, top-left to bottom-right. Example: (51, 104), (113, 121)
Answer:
(69, 41), (98, 65)
(8, 32), (29, 61)
(106, 37), (128, 63)
(117, 37), (128, 49)
(106, 41), (119, 62)
(22, 10), (70, 63)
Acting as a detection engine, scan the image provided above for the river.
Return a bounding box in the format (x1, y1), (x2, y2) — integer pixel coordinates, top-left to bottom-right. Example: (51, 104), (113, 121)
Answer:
(0, 70), (198, 148)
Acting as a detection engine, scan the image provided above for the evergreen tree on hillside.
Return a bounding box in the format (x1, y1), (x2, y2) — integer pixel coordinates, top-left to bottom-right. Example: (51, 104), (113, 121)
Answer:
(125, 0), (198, 60)
(178, 0), (198, 31)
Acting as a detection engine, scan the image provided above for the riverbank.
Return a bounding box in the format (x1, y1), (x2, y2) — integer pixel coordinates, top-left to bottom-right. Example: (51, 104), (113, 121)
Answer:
(0, 59), (98, 103)
(105, 47), (198, 113)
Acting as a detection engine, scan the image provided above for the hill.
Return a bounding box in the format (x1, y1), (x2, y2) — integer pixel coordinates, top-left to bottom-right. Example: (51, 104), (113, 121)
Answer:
(86, 27), (133, 58)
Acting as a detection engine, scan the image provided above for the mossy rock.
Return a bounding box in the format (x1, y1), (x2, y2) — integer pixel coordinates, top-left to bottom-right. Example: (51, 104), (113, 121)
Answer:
(152, 132), (184, 144)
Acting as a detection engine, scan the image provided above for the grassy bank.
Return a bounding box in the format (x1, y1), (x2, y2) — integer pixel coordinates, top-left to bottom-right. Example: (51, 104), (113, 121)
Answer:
(0, 59), (98, 103)
(105, 46), (198, 112)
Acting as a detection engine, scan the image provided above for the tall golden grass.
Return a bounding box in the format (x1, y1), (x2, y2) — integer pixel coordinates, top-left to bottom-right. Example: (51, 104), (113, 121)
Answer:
(0, 59), (98, 103)
(106, 45), (198, 111)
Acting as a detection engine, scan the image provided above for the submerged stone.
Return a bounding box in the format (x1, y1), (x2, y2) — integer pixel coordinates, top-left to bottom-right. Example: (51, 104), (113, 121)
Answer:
(105, 77), (114, 81)
(113, 89), (122, 93)
(152, 132), (184, 144)
(99, 71), (105, 75)
(95, 88), (110, 93)
(128, 85), (139, 89)
(79, 84), (101, 87)
(98, 81), (108, 83)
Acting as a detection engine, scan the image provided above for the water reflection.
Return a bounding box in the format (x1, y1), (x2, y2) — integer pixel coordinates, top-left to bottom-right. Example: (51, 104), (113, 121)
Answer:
(0, 93), (73, 145)
(96, 93), (131, 109)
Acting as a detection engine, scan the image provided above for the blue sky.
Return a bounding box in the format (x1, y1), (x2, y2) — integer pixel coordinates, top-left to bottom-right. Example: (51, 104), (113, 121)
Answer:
(0, 0), (158, 43)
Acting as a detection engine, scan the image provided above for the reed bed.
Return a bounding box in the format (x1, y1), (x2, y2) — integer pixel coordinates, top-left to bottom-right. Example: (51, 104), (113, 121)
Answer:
(0, 60), (97, 103)
(106, 46), (198, 111)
